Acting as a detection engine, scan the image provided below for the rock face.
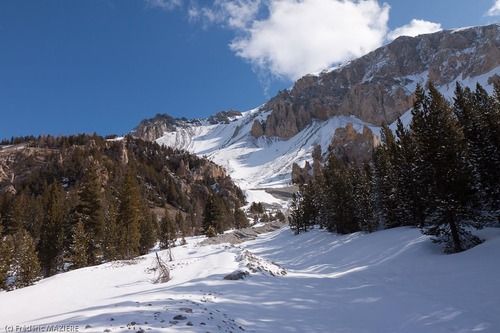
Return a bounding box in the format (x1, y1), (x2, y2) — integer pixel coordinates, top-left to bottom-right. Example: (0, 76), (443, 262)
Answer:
(259, 24), (500, 139)
(207, 110), (242, 124)
(133, 25), (500, 143)
(132, 114), (201, 142)
(129, 25), (500, 190)
(329, 124), (378, 165)
(250, 120), (265, 137)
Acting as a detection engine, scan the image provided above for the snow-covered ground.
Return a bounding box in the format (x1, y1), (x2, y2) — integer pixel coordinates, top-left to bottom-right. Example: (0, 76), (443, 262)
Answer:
(1, 226), (499, 333)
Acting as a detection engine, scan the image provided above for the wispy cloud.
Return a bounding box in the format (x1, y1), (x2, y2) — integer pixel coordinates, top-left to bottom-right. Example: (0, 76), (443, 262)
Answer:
(487, 0), (500, 16)
(145, 0), (183, 11)
(387, 19), (442, 41)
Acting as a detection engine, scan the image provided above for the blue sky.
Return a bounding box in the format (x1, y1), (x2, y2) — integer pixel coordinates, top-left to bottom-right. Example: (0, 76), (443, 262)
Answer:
(0, 0), (498, 139)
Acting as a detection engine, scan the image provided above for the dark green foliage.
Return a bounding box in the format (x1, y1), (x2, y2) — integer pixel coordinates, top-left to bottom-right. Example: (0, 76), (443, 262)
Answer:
(234, 209), (249, 229)
(74, 163), (105, 264)
(13, 229), (41, 288)
(0, 226), (14, 290)
(203, 195), (226, 235)
(70, 221), (88, 269)
(322, 157), (359, 234)
(159, 213), (176, 249)
(38, 183), (65, 276)
(290, 82), (498, 253)
(117, 170), (143, 259)
(0, 135), (245, 286)
(249, 202), (264, 214)
(409, 83), (482, 252)
(139, 212), (157, 255)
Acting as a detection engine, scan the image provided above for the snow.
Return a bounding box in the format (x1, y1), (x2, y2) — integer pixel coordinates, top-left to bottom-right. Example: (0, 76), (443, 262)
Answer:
(1, 226), (499, 332)
(157, 113), (379, 193)
(154, 65), (500, 203)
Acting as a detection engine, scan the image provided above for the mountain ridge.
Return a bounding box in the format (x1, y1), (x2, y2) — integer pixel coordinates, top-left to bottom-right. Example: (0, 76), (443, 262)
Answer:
(132, 24), (500, 191)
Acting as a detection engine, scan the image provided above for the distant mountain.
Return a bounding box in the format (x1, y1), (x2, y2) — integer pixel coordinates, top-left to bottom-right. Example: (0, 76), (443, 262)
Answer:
(132, 24), (500, 191)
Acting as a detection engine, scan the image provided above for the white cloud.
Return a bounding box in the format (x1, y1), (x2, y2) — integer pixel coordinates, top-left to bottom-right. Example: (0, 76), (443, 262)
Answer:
(387, 19), (442, 41)
(229, 0), (390, 80)
(146, 0), (182, 11)
(150, 1), (445, 82)
(189, 0), (262, 29)
(487, 0), (500, 16)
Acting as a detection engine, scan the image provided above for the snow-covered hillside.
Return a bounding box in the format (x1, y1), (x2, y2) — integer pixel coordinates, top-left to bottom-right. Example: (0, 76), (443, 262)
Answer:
(1, 226), (499, 332)
(153, 66), (500, 194)
(156, 111), (378, 190)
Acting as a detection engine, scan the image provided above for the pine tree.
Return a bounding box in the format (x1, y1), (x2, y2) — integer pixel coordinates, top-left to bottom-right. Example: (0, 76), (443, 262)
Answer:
(117, 169), (142, 259)
(412, 83), (481, 252)
(139, 211), (157, 255)
(159, 213), (176, 249)
(0, 226), (14, 290)
(321, 155), (359, 234)
(454, 83), (500, 213)
(202, 195), (225, 236)
(38, 183), (65, 276)
(13, 229), (41, 288)
(70, 221), (88, 269)
(394, 118), (425, 227)
(289, 192), (304, 235)
(373, 124), (400, 228)
(75, 164), (105, 264)
(353, 165), (377, 232)
(234, 208), (249, 229)
(102, 195), (119, 261)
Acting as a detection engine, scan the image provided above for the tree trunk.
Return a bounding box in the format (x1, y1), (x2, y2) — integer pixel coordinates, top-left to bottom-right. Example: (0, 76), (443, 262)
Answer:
(447, 210), (462, 253)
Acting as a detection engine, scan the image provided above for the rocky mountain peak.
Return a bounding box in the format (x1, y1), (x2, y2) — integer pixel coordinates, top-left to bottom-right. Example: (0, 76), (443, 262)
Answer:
(258, 24), (500, 139)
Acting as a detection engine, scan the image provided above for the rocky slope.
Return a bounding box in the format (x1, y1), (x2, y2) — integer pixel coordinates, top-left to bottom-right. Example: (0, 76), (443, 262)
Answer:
(260, 24), (500, 139)
(0, 136), (245, 224)
(132, 24), (500, 190)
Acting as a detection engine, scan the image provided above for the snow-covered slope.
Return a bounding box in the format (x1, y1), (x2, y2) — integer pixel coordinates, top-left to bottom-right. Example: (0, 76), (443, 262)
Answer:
(154, 66), (499, 192)
(1, 226), (499, 332)
(136, 25), (500, 193)
(156, 111), (378, 190)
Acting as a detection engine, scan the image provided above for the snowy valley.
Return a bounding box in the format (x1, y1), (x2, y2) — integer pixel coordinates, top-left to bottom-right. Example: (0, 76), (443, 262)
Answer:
(2, 226), (500, 333)
(1, 22), (500, 333)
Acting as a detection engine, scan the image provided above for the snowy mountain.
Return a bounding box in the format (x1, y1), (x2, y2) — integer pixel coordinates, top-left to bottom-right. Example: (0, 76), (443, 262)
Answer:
(132, 24), (500, 193)
(2, 226), (499, 332)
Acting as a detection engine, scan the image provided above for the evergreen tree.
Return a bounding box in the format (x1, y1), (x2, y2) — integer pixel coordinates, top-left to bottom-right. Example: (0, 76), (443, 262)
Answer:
(289, 192), (304, 235)
(38, 183), (65, 276)
(454, 83), (500, 213)
(202, 195), (225, 235)
(74, 164), (105, 264)
(139, 211), (157, 255)
(412, 83), (481, 252)
(159, 213), (176, 249)
(353, 165), (377, 232)
(117, 169), (142, 259)
(234, 208), (249, 229)
(70, 221), (88, 269)
(0, 226), (14, 290)
(373, 124), (399, 228)
(13, 229), (41, 288)
(322, 155), (359, 234)
(102, 195), (119, 261)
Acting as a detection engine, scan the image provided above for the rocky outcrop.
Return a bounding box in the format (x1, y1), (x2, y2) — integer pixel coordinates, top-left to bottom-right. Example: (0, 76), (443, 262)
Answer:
(250, 120), (265, 137)
(133, 110), (242, 141)
(291, 161), (312, 185)
(329, 124), (378, 165)
(261, 24), (500, 138)
(207, 110), (242, 124)
(132, 114), (201, 142)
